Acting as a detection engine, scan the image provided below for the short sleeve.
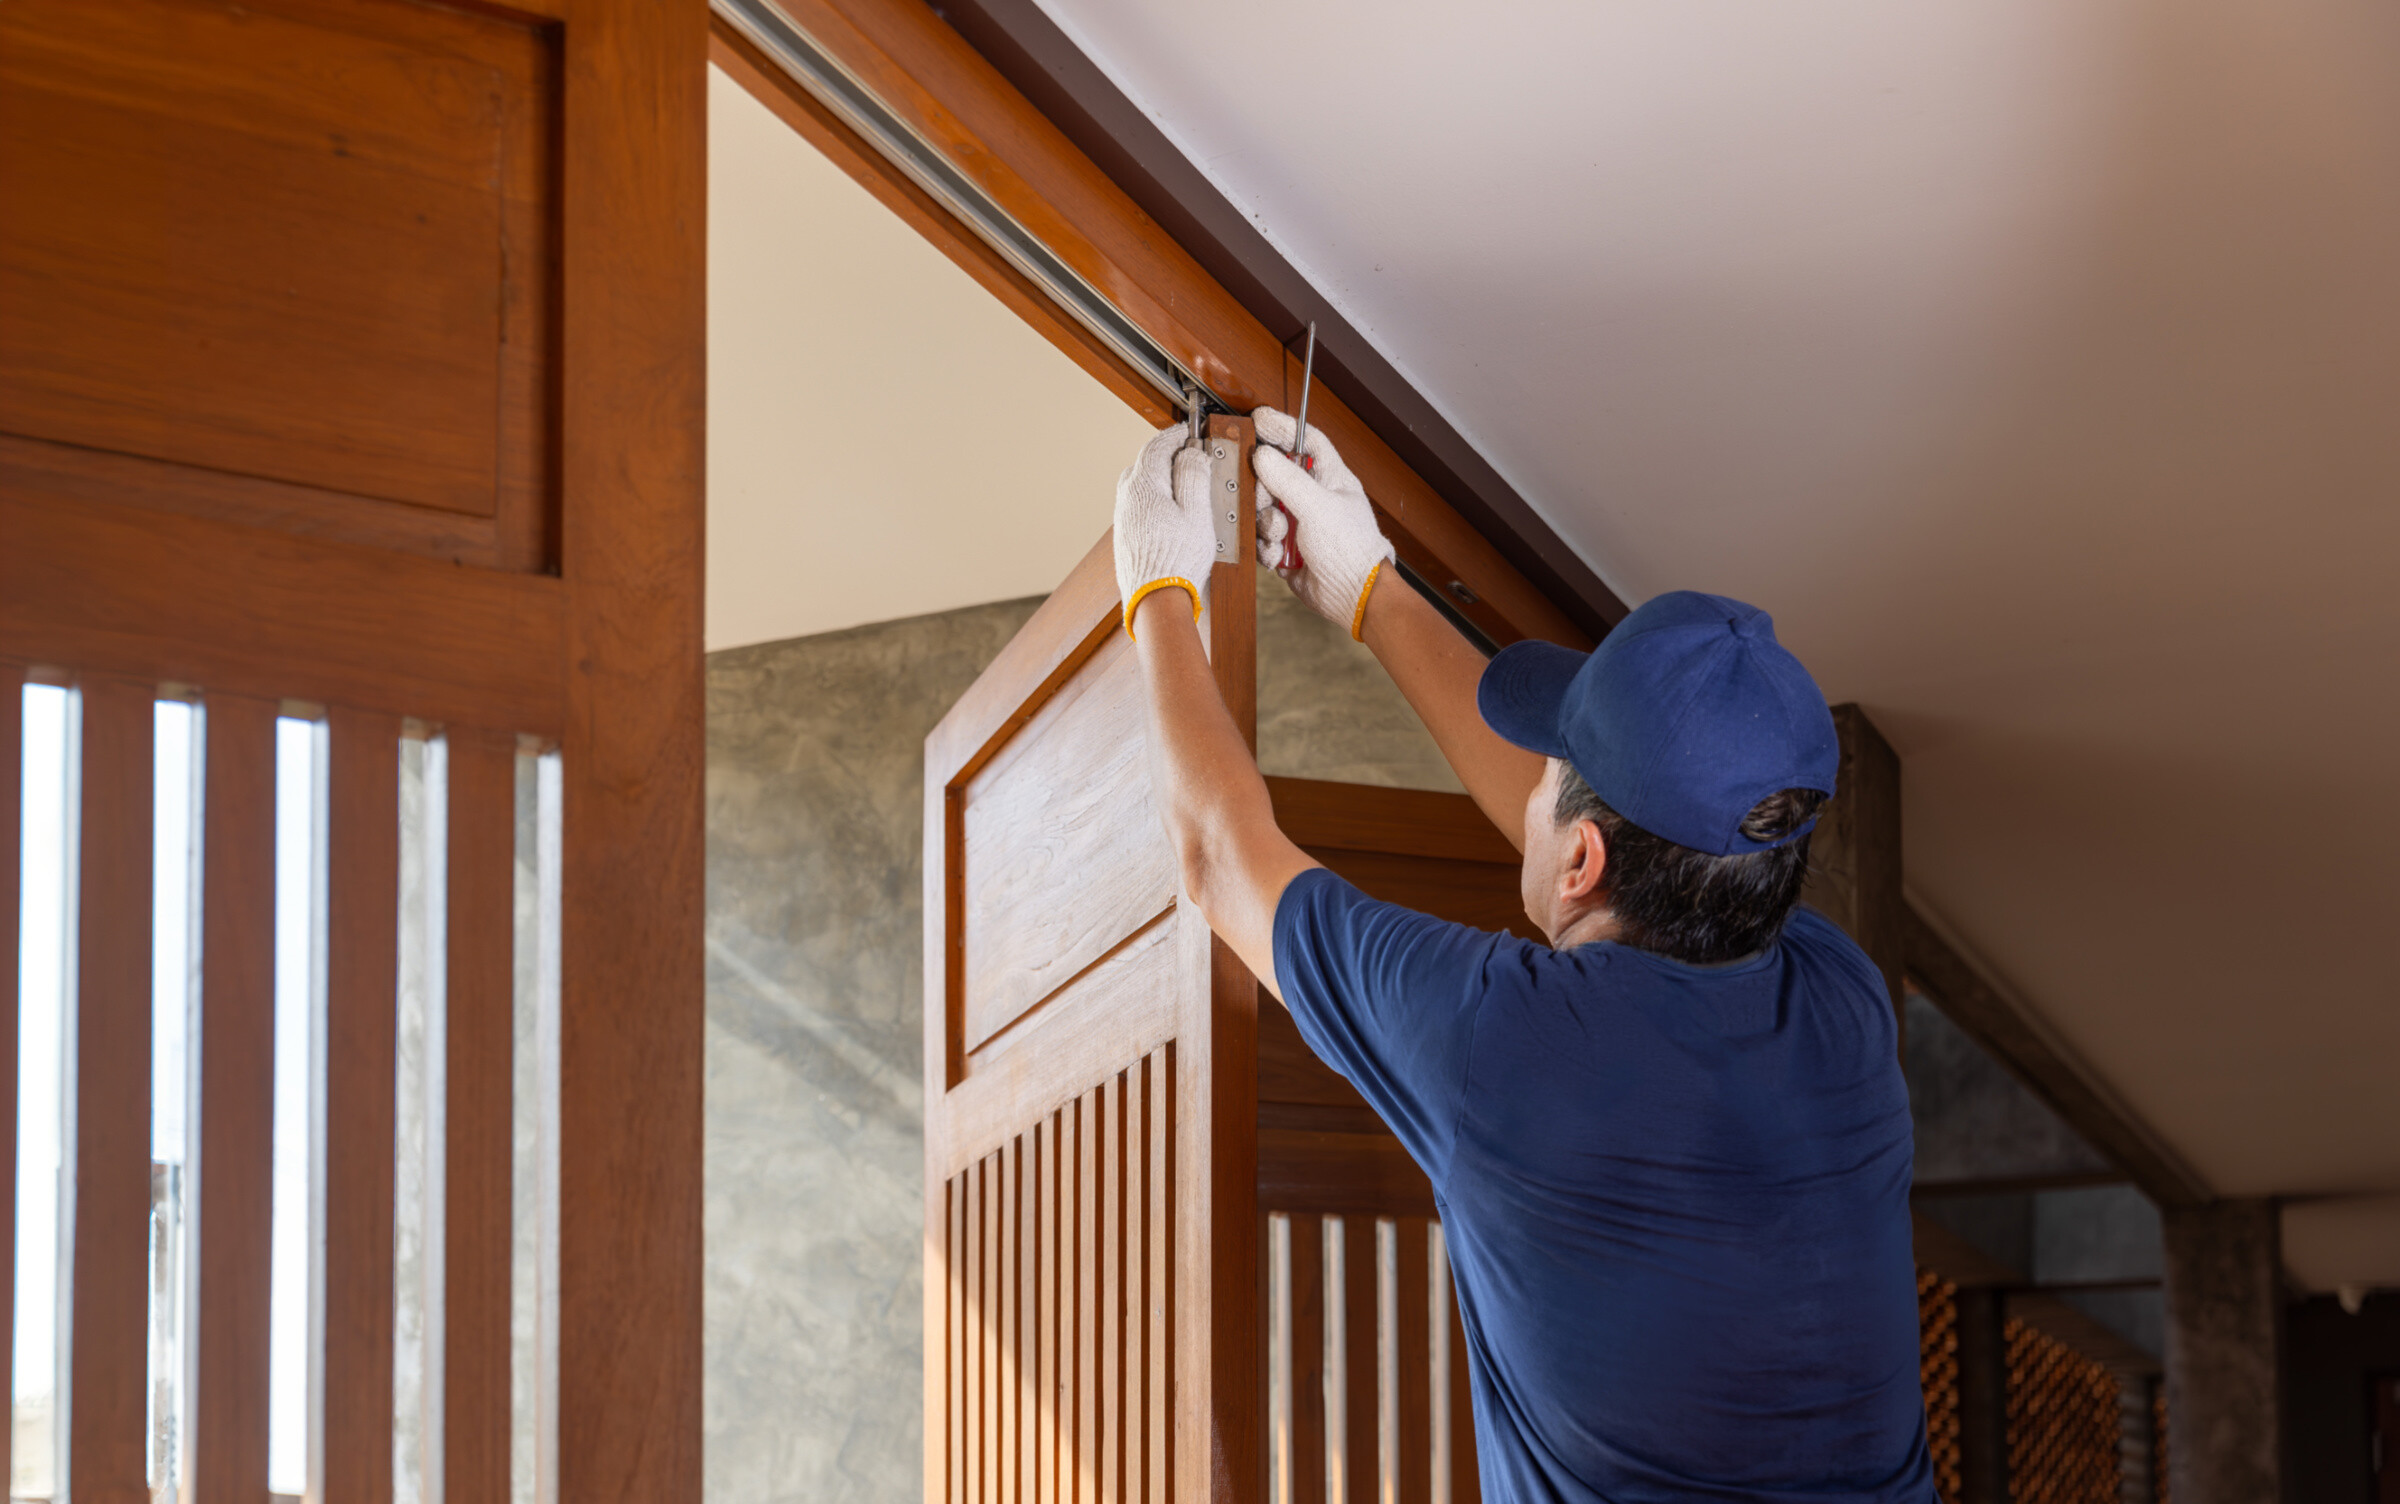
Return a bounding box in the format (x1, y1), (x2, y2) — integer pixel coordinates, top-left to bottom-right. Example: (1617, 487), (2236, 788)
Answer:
(1271, 867), (1498, 1187)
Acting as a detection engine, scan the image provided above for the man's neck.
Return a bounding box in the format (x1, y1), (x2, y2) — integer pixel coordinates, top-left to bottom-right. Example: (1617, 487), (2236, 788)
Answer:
(1551, 908), (1621, 950)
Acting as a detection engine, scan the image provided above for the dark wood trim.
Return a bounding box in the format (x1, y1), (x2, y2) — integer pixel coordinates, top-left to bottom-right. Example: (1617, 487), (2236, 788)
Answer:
(1904, 902), (2210, 1209)
(550, 0), (708, 1499)
(1265, 776), (1517, 866)
(722, 0), (1592, 651)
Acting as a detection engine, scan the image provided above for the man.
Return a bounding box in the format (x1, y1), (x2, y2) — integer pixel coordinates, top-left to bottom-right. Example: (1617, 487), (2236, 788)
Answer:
(1111, 414), (1934, 1501)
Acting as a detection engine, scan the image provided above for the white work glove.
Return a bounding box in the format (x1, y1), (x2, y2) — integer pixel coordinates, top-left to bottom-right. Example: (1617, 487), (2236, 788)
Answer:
(1113, 424), (1218, 639)
(1251, 407), (1396, 640)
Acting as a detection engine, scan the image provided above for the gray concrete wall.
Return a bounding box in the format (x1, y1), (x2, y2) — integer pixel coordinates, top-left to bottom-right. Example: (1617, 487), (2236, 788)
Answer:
(702, 585), (1451, 1503)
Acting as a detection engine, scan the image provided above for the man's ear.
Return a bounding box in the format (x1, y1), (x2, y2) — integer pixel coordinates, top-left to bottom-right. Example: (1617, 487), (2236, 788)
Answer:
(1559, 819), (1608, 902)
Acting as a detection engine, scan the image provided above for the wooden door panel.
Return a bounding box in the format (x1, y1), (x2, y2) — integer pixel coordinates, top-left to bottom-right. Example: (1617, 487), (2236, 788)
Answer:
(926, 416), (1256, 1504)
(0, 0), (555, 566)
(961, 624), (1177, 1055)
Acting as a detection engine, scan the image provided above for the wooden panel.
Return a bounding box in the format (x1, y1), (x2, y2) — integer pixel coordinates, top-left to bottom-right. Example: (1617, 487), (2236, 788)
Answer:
(1265, 778), (1518, 866)
(447, 729), (516, 1504)
(0, 667), (19, 1497)
(1261, 1131), (1437, 1220)
(1289, 1216), (1326, 1504)
(1341, 1218), (1379, 1504)
(754, 0), (1589, 651)
(1306, 848), (1529, 939)
(0, 491), (566, 735)
(960, 629), (1175, 1054)
(0, 0), (555, 558)
(323, 707), (401, 1504)
(1802, 705), (1904, 1018)
(191, 694), (277, 1504)
(66, 680), (152, 1504)
(550, 0), (708, 1497)
(1395, 1220), (1431, 1504)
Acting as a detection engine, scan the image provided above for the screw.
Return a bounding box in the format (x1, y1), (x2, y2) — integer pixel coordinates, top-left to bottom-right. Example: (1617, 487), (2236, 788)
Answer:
(1449, 580), (1481, 605)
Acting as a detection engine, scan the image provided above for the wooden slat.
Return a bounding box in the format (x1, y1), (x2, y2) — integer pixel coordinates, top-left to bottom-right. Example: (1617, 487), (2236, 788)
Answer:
(1104, 1074), (1127, 1504)
(550, 0), (707, 1496)
(972, 1157), (989, 1504)
(446, 729), (515, 1504)
(753, 0), (1589, 651)
(65, 678), (153, 1504)
(949, 1173), (967, 1504)
(191, 693), (277, 1504)
(0, 492), (565, 735)
(1075, 1088), (1099, 1504)
(1290, 1216), (1326, 1504)
(1036, 1121), (1057, 1504)
(0, 666), (20, 1497)
(1342, 1217), (1379, 1504)
(322, 708), (402, 1504)
(1446, 1287), (1478, 1504)
(1145, 1050), (1172, 1504)
(1395, 1219), (1431, 1504)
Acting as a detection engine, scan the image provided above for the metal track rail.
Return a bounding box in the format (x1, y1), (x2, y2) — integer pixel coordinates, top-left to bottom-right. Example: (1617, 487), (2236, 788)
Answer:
(714, 0), (1224, 416)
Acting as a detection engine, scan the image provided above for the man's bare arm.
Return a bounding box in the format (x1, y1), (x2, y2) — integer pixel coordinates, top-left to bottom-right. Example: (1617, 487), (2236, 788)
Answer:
(1130, 590), (1318, 998)
(1356, 578), (1545, 850)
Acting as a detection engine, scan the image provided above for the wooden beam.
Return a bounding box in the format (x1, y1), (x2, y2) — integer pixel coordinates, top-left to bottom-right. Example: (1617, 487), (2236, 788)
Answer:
(1801, 704), (1905, 1022)
(1902, 902), (2210, 1209)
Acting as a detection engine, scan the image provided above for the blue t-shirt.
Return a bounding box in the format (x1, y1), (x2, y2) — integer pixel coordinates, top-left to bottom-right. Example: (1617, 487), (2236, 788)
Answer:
(1272, 867), (1934, 1503)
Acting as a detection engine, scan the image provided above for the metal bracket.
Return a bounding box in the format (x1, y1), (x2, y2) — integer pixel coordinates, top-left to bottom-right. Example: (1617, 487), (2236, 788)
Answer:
(1208, 428), (1242, 566)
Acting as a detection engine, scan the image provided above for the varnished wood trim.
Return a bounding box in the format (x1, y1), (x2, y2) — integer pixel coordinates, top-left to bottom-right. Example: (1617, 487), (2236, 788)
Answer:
(68, 680), (154, 1504)
(0, 666), (19, 1496)
(1903, 901), (2209, 1209)
(192, 694), (277, 1504)
(1264, 777), (1518, 866)
(0, 491), (565, 734)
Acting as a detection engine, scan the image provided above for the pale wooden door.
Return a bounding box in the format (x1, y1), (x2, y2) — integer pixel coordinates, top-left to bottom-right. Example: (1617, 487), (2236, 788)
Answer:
(923, 415), (1259, 1504)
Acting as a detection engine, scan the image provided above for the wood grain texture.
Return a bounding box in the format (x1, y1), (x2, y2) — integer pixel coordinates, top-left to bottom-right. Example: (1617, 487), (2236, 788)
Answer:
(1341, 1218), (1379, 1504)
(191, 694), (277, 1504)
(0, 490), (566, 735)
(550, 0), (708, 1498)
(64, 680), (152, 1504)
(1264, 778), (1518, 866)
(0, 0), (555, 558)
(1289, 1215), (1326, 1504)
(446, 728), (516, 1504)
(1259, 1132), (1438, 1220)
(758, 0), (1587, 650)
(0, 667), (19, 1498)
(323, 707), (402, 1504)
(1306, 848), (1531, 940)
(1902, 904), (2209, 1208)
(960, 631), (1174, 1054)
(1395, 1219), (1431, 1504)
(1801, 705), (1904, 1020)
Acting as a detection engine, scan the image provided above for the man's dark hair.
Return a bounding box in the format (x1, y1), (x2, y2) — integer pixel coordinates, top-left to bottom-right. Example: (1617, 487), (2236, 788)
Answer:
(1551, 762), (1825, 965)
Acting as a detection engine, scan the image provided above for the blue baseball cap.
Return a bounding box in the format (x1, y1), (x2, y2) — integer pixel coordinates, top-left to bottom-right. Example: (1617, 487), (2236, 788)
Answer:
(1476, 591), (1838, 856)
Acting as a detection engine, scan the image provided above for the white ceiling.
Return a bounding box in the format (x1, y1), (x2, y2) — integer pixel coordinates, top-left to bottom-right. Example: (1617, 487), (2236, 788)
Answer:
(707, 65), (1154, 651)
(1030, 0), (2400, 1277)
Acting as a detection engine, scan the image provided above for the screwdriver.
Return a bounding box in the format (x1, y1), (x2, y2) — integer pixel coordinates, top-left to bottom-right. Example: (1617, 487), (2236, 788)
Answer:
(1272, 322), (1316, 573)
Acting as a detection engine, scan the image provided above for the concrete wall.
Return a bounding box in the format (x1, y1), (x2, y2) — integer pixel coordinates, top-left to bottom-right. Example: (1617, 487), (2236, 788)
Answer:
(702, 585), (1451, 1502)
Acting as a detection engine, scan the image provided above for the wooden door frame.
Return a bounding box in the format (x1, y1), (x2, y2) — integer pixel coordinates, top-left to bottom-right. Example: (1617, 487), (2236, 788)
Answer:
(706, 0), (1598, 654)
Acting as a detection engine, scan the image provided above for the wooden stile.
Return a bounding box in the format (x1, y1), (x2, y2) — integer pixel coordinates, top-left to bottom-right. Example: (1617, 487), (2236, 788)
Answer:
(1395, 1220), (1431, 1504)
(67, 679), (153, 1504)
(1289, 1219), (1326, 1504)
(1342, 1217), (1380, 1504)
(446, 728), (517, 1504)
(322, 708), (402, 1504)
(191, 694), (277, 1504)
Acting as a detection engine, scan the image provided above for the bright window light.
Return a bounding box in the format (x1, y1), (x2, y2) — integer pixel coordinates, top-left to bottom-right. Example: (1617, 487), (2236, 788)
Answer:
(269, 716), (326, 1498)
(151, 699), (201, 1493)
(13, 684), (74, 1503)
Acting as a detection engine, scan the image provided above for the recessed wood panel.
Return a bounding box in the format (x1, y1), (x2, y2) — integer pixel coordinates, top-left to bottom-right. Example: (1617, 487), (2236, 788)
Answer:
(959, 626), (1176, 1055)
(0, 0), (554, 565)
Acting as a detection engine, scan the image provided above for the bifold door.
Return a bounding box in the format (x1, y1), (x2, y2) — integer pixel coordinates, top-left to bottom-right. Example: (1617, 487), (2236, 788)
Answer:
(923, 417), (1260, 1504)
(0, 0), (704, 1497)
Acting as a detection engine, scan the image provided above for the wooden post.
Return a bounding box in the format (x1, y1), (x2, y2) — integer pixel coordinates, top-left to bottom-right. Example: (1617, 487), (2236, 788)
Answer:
(1802, 704), (1905, 1026)
(2163, 1199), (2286, 1504)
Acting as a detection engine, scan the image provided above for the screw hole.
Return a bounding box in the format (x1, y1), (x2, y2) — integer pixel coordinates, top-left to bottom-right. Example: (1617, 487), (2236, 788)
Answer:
(1448, 580), (1480, 605)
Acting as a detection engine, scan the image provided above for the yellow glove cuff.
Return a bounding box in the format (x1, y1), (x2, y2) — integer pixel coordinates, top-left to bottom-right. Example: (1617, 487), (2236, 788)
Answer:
(1349, 560), (1386, 642)
(1123, 577), (1202, 640)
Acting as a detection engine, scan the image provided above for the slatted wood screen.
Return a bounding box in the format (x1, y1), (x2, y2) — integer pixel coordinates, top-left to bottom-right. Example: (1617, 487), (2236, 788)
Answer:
(924, 417), (1258, 1504)
(0, 0), (704, 1497)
